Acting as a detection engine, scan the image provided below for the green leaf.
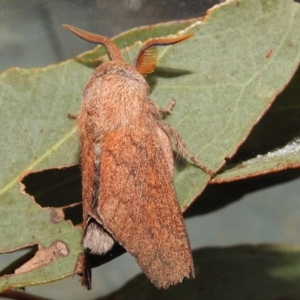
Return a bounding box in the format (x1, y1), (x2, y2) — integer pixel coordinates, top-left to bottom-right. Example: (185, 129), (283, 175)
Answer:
(0, 0), (300, 292)
(212, 64), (300, 183)
(152, 0), (300, 206)
(0, 18), (200, 292)
(212, 138), (300, 183)
(97, 245), (300, 300)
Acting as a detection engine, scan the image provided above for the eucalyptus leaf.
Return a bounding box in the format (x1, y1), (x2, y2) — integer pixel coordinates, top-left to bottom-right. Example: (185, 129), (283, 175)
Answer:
(0, 16), (199, 292)
(213, 64), (300, 183)
(0, 0), (300, 292)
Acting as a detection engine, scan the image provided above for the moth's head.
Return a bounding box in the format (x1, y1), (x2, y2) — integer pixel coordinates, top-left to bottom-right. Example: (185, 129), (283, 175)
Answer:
(63, 24), (193, 75)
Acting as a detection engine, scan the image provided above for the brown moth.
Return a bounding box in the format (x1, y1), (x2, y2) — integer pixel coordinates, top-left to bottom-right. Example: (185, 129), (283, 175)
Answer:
(63, 24), (213, 290)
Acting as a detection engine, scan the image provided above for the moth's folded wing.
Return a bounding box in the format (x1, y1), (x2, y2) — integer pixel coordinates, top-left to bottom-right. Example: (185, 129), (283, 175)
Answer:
(97, 127), (194, 288)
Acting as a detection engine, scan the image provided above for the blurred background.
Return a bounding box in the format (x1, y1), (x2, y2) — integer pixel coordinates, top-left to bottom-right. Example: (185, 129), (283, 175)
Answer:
(0, 0), (223, 72)
(0, 0), (300, 299)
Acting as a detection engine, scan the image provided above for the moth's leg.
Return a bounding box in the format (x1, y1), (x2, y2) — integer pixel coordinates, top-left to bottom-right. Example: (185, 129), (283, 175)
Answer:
(160, 123), (215, 176)
(150, 98), (215, 175)
(68, 113), (77, 119)
(159, 99), (176, 114)
(149, 99), (176, 119)
(74, 252), (92, 290)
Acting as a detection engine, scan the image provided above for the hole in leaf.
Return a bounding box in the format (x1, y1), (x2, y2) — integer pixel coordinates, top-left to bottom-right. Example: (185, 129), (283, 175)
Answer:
(0, 246), (38, 276)
(63, 203), (83, 226)
(21, 165), (82, 225)
(20, 166), (127, 267)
